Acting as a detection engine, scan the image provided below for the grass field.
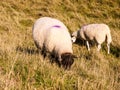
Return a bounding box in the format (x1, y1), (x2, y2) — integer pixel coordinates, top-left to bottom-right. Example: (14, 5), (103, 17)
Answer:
(0, 0), (120, 90)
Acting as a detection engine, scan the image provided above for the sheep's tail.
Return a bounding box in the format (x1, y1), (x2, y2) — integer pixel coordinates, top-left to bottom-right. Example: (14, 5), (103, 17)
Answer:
(106, 30), (112, 44)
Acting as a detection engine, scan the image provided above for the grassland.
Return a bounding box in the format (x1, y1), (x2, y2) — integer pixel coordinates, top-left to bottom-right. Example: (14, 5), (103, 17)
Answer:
(0, 0), (120, 90)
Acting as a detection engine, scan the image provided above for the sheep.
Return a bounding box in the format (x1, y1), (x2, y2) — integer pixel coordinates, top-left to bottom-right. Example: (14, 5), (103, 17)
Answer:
(71, 24), (112, 54)
(32, 17), (76, 69)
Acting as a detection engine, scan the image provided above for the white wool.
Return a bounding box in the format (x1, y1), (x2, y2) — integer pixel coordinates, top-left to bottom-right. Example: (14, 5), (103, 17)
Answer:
(32, 17), (68, 49)
(72, 24), (112, 54)
(80, 24), (112, 44)
(32, 17), (73, 56)
(45, 27), (73, 56)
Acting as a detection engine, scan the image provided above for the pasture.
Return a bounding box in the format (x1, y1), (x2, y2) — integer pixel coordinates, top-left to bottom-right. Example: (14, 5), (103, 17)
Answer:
(0, 0), (120, 90)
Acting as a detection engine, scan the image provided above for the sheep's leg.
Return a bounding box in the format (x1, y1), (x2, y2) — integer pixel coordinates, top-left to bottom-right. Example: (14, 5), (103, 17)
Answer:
(86, 41), (90, 51)
(55, 55), (62, 67)
(107, 43), (110, 54)
(41, 44), (47, 58)
(97, 44), (101, 52)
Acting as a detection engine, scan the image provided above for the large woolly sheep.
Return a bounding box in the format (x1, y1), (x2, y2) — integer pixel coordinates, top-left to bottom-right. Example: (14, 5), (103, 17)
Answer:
(71, 24), (112, 54)
(32, 17), (76, 69)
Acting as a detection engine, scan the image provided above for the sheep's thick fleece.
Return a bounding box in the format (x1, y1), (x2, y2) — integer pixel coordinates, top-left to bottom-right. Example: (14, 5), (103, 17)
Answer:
(80, 24), (112, 44)
(72, 23), (112, 54)
(32, 17), (73, 56)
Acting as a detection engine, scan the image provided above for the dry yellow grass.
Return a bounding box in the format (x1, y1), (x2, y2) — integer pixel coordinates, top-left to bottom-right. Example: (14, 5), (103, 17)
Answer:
(0, 0), (120, 90)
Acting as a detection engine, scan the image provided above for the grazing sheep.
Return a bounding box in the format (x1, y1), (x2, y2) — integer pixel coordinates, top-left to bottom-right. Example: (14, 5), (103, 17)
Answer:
(71, 24), (112, 54)
(32, 17), (76, 69)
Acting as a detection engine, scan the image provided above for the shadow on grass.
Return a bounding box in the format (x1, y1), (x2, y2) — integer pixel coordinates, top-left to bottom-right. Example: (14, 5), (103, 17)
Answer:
(74, 38), (97, 50)
(16, 46), (40, 55)
(74, 38), (86, 46)
(74, 39), (120, 58)
(16, 46), (62, 68)
(110, 44), (120, 58)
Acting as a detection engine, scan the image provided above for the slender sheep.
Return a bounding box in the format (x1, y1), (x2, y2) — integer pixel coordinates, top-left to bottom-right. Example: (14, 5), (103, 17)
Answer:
(32, 17), (76, 69)
(71, 24), (112, 54)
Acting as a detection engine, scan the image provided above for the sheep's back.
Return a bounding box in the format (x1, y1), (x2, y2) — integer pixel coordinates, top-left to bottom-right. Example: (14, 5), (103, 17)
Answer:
(81, 24), (111, 43)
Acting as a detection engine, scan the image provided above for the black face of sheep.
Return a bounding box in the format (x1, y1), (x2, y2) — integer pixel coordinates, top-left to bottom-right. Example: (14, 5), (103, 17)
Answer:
(61, 53), (76, 69)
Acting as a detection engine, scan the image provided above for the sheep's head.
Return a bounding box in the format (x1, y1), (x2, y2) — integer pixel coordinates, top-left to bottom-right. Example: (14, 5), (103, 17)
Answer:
(61, 53), (76, 69)
(71, 31), (77, 43)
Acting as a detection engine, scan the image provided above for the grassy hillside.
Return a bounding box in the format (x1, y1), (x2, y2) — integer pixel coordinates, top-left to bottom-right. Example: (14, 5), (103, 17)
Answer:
(0, 0), (120, 90)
